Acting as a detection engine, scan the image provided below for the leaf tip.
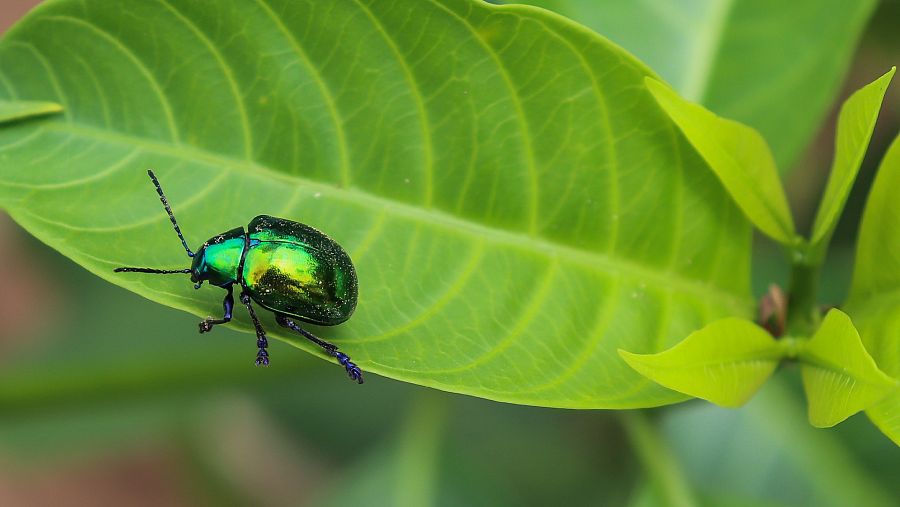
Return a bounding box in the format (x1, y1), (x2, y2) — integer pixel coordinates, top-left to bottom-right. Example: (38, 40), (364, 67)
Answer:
(808, 410), (850, 429)
(643, 75), (663, 88)
(617, 347), (637, 358)
(617, 348), (647, 368)
(643, 76), (673, 102)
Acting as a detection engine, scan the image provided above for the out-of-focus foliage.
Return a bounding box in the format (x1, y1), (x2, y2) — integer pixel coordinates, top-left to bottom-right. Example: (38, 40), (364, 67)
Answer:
(513, 0), (878, 173)
(663, 378), (898, 507)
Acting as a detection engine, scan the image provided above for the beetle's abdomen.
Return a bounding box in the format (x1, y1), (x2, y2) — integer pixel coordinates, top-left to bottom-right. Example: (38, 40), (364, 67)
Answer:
(241, 239), (357, 326)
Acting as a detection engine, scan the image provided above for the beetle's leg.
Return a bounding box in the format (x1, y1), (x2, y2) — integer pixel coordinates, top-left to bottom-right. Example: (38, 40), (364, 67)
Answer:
(239, 291), (270, 366)
(275, 314), (363, 384)
(199, 284), (234, 333)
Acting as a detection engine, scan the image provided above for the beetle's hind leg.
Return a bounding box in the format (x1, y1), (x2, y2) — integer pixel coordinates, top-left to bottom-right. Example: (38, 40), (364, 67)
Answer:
(275, 314), (363, 384)
(239, 291), (270, 366)
(199, 284), (234, 333)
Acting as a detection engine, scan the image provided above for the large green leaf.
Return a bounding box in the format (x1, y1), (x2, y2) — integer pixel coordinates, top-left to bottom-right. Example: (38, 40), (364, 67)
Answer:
(846, 134), (900, 444)
(0, 0), (752, 408)
(513, 0), (878, 172)
(808, 68), (895, 263)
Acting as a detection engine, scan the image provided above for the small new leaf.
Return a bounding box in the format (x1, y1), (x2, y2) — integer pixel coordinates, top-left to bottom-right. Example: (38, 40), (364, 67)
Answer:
(0, 99), (62, 125)
(619, 318), (783, 408)
(799, 309), (897, 428)
(808, 68), (895, 263)
(646, 78), (796, 245)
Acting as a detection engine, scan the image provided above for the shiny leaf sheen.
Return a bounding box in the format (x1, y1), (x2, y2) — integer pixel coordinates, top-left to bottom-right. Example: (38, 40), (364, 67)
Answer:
(513, 0), (878, 172)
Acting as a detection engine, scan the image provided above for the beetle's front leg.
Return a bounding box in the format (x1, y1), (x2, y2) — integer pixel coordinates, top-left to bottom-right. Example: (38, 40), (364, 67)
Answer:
(199, 283), (234, 333)
(239, 291), (270, 366)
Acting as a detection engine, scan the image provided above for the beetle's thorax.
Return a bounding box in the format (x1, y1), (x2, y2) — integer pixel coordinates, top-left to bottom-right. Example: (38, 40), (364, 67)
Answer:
(190, 227), (246, 287)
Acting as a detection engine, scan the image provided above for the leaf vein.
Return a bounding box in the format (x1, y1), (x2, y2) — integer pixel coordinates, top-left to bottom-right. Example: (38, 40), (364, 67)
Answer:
(156, 0), (252, 159)
(42, 15), (181, 143)
(255, 0), (351, 187)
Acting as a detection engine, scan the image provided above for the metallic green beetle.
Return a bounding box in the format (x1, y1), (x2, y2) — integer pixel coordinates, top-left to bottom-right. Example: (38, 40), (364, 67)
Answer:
(115, 170), (363, 383)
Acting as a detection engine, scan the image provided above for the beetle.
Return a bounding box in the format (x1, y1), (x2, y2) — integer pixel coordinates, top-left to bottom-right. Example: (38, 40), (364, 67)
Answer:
(115, 170), (363, 383)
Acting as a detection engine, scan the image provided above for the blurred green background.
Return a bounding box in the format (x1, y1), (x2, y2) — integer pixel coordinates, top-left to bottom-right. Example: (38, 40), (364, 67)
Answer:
(1, 1), (898, 505)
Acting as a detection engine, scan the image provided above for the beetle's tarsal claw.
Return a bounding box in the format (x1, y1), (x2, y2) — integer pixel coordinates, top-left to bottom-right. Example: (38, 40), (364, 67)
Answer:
(199, 320), (213, 333)
(351, 367), (364, 384)
(255, 347), (269, 367)
(335, 351), (364, 384)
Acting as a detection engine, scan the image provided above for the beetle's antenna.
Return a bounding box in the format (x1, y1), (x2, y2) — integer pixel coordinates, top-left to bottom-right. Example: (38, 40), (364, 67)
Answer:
(114, 267), (192, 274)
(147, 169), (194, 257)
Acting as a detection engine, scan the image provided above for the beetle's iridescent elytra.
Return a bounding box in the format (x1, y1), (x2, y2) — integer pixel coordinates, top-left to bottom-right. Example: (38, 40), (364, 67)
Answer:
(115, 170), (362, 383)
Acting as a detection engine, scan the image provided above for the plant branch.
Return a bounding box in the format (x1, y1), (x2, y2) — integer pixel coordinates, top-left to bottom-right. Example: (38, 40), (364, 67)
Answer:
(785, 245), (821, 337)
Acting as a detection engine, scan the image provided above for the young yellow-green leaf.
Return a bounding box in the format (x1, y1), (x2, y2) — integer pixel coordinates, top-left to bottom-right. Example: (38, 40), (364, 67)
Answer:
(0, 0), (753, 409)
(808, 68), (895, 263)
(514, 0), (878, 173)
(0, 99), (62, 124)
(845, 134), (900, 444)
(798, 309), (896, 428)
(619, 318), (782, 408)
(645, 78), (796, 245)
(866, 395), (900, 447)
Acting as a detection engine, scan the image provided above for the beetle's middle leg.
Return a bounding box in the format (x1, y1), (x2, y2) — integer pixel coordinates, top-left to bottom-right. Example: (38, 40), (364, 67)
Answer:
(275, 313), (363, 384)
(239, 290), (270, 366)
(199, 284), (234, 333)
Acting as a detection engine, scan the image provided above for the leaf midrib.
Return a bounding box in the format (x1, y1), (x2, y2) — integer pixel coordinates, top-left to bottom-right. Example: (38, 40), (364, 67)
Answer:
(636, 353), (781, 371)
(801, 356), (896, 389)
(23, 119), (753, 310)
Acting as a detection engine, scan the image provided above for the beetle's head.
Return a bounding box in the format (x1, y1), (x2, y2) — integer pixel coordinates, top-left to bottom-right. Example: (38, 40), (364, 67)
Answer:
(114, 170), (238, 286)
(188, 227), (245, 288)
(190, 244), (208, 287)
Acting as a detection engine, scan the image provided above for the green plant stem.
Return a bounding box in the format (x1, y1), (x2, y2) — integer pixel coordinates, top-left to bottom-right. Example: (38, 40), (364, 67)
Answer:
(786, 254), (821, 337)
(393, 395), (446, 507)
(777, 336), (802, 359)
(619, 411), (698, 507)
